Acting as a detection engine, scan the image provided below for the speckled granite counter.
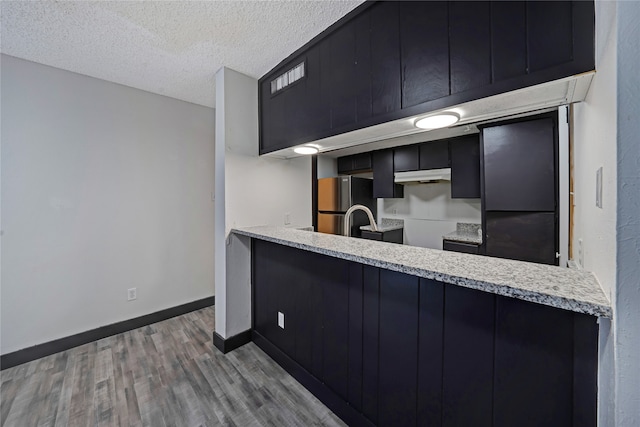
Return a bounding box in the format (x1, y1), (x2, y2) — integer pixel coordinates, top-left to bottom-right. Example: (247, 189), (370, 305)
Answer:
(232, 226), (611, 318)
(361, 218), (404, 232)
(443, 222), (482, 244)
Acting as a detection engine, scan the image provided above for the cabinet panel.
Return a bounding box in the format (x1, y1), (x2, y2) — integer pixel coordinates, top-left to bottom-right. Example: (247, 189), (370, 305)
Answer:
(485, 211), (557, 265)
(450, 1), (491, 94)
(354, 11), (373, 123)
(337, 152), (372, 175)
(494, 296), (573, 427)
(393, 144), (419, 172)
(417, 279), (444, 427)
(443, 240), (479, 254)
(482, 117), (556, 211)
(528, 1), (574, 72)
(373, 149), (404, 199)
(362, 266), (380, 424)
(370, 2), (401, 116)
(491, 1), (527, 82)
(378, 270), (419, 427)
(419, 139), (450, 170)
(450, 134), (481, 198)
(443, 285), (494, 427)
(321, 256), (350, 400)
(399, 1), (449, 108)
(347, 263), (364, 411)
(329, 25), (357, 130)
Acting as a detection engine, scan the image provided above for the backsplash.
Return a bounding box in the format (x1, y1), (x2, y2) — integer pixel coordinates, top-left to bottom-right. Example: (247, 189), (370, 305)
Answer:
(378, 182), (481, 249)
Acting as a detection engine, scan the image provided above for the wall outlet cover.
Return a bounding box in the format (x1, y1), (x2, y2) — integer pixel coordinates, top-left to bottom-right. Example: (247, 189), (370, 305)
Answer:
(127, 287), (137, 301)
(278, 311), (285, 329)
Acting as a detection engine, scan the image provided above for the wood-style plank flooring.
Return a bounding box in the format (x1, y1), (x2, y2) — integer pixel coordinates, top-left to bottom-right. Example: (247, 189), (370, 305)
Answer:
(1, 307), (345, 427)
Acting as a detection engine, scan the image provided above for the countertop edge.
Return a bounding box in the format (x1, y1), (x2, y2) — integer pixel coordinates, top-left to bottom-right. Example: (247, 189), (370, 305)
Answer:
(232, 228), (612, 319)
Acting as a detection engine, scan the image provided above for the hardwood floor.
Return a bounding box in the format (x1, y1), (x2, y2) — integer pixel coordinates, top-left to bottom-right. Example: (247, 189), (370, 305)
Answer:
(1, 307), (345, 427)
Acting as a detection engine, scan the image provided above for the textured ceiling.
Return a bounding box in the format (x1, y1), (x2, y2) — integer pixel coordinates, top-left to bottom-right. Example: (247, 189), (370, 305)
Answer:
(1, 1), (363, 108)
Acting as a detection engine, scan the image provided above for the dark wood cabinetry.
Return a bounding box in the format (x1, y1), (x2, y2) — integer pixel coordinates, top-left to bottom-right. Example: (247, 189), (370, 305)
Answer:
(373, 149), (404, 199)
(393, 145), (419, 172)
(419, 139), (450, 170)
(480, 114), (558, 265)
(259, 1), (594, 155)
(443, 240), (480, 254)
(252, 239), (598, 427)
(450, 134), (481, 198)
(337, 152), (372, 174)
(361, 228), (403, 244)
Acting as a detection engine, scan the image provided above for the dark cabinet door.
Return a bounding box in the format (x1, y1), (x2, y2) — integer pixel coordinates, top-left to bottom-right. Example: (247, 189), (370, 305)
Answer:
(485, 211), (557, 265)
(378, 270), (420, 427)
(482, 117), (556, 211)
(491, 1), (527, 82)
(337, 152), (372, 175)
(362, 265), (380, 424)
(527, 1), (574, 72)
(329, 25), (357, 130)
(393, 144), (419, 172)
(419, 139), (450, 170)
(442, 284), (495, 427)
(450, 134), (481, 198)
(370, 1), (401, 116)
(399, 1), (449, 108)
(443, 240), (479, 254)
(320, 256), (351, 400)
(373, 149), (404, 199)
(449, 1), (491, 94)
(493, 296), (573, 427)
(361, 228), (403, 244)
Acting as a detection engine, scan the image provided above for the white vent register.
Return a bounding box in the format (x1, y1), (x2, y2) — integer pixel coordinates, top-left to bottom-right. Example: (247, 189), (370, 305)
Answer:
(394, 168), (452, 184)
(271, 62), (305, 94)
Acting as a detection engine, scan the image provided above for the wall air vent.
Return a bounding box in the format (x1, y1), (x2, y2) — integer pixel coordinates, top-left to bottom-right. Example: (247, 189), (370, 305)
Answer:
(271, 61), (305, 95)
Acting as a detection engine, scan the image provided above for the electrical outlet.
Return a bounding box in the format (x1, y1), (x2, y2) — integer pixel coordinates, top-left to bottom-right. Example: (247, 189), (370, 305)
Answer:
(127, 288), (137, 301)
(284, 212), (291, 225)
(278, 311), (285, 329)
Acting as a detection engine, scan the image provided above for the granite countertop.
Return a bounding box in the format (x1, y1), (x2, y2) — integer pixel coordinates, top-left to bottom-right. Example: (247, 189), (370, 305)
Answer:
(443, 222), (482, 245)
(232, 226), (611, 318)
(361, 218), (404, 232)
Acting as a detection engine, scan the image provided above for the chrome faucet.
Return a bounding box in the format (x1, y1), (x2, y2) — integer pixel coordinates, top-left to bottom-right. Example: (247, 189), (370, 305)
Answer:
(343, 204), (378, 236)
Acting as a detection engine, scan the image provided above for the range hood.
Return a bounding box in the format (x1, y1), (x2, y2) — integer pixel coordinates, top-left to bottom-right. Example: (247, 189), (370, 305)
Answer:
(394, 168), (451, 184)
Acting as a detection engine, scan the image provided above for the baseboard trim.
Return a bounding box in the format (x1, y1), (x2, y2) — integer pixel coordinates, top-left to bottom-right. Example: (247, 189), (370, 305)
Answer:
(252, 330), (374, 427)
(213, 329), (252, 354)
(1, 296), (215, 370)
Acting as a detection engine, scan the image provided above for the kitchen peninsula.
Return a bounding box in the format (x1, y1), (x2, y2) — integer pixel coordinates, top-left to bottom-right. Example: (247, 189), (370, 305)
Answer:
(233, 226), (609, 427)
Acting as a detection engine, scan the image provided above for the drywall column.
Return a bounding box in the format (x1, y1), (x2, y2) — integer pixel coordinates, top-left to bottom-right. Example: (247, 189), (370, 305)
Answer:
(214, 67), (312, 347)
(615, 3), (640, 425)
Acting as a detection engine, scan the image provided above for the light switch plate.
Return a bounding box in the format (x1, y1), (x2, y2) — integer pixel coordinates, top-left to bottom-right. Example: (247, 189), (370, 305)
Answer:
(278, 312), (285, 329)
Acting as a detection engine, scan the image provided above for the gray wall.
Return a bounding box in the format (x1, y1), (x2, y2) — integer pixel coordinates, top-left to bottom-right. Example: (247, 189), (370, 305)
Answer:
(1, 55), (216, 354)
(615, 2), (640, 425)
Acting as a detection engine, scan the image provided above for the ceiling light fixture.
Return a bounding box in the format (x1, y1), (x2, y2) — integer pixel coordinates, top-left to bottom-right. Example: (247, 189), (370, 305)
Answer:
(293, 145), (319, 155)
(414, 112), (460, 130)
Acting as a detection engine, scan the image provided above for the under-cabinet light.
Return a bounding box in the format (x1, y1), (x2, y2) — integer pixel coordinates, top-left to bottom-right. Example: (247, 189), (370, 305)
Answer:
(414, 112), (460, 130)
(293, 146), (319, 155)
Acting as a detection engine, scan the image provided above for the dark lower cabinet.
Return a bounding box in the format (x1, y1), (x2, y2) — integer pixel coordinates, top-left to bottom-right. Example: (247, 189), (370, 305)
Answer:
(361, 228), (403, 244)
(443, 240), (480, 254)
(252, 239), (598, 427)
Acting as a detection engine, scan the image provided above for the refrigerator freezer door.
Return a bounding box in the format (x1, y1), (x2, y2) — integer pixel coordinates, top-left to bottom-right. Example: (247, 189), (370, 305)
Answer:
(318, 177), (352, 212)
(317, 213), (345, 235)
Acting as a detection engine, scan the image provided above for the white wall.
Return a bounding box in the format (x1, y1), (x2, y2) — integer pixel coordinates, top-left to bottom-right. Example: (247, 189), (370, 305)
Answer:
(0, 55), (215, 354)
(379, 183), (481, 249)
(572, 2), (617, 298)
(214, 67), (311, 339)
(614, 2), (640, 425)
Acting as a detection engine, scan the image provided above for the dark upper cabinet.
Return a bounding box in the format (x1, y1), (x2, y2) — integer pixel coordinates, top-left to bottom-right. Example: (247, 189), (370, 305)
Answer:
(449, 1), (492, 95)
(491, 1), (527, 82)
(399, 1), (449, 108)
(373, 149), (404, 199)
(259, 1), (594, 154)
(393, 145), (419, 172)
(450, 134), (481, 198)
(482, 117), (556, 211)
(337, 152), (372, 175)
(370, 2), (401, 117)
(419, 139), (450, 170)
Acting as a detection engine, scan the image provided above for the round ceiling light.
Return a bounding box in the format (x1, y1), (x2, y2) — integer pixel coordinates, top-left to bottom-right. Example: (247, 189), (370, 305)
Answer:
(293, 145), (319, 155)
(414, 112), (460, 130)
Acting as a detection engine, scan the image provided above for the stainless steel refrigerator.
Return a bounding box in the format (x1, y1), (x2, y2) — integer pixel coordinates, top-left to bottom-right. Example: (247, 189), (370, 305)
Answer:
(317, 176), (375, 237)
